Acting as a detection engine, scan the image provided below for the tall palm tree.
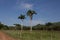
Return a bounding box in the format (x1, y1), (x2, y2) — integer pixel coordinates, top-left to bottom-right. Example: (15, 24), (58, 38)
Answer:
(18, 14), (25, 31)
(27, 10), (37, 32)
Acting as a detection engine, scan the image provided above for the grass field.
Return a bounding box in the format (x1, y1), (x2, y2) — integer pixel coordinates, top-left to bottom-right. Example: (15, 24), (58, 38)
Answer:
(3, 30), (60, 40)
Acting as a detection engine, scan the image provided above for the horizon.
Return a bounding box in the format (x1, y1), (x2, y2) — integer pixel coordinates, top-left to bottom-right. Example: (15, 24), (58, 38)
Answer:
(0, 0), (60, 26)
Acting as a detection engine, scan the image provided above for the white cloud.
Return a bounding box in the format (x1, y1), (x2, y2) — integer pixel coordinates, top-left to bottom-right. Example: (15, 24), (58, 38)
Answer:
(15, 0), (33, 10)
(14, 0), (34, 10)
(20, 3), (33, 9)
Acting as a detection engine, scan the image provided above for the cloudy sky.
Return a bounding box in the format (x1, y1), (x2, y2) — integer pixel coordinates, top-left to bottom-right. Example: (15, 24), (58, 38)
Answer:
(0, 0), (60, 26)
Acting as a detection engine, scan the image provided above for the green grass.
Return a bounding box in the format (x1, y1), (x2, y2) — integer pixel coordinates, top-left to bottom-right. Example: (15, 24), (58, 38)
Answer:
(3, 30), (60, 40)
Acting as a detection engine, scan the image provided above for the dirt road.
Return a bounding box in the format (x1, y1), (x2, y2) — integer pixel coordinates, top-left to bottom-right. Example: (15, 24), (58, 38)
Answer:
(0, 31), (16, 40)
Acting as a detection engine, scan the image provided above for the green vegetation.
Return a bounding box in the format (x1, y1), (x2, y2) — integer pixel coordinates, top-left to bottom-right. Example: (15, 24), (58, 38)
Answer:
(0, 22), (9, 30)
(3, 30), (60, 40)
(0, 22), (60, 31)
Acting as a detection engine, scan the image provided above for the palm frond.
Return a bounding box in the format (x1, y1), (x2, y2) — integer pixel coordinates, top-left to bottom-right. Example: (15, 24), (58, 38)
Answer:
(18, 14), (25, 20)
(27, 10), (37, 16)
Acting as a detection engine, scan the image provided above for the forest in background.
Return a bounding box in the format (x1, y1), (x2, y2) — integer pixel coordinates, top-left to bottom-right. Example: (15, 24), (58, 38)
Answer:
(0, 22), (60, 31)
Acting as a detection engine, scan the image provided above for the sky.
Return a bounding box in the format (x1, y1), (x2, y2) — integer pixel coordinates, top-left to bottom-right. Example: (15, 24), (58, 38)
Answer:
(0, 0), (60, 26)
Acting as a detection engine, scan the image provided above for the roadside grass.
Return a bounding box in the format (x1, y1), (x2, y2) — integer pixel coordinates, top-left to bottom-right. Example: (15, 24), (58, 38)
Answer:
(3, 30), (60, 40)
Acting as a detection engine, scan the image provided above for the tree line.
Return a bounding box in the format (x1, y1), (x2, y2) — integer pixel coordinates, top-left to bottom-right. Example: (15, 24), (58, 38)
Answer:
(0, 22), (60, 31)
(33, 22), (60, 31)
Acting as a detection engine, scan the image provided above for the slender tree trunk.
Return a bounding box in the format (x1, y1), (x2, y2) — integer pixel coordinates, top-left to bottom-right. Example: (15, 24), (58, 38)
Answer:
(30, 19), (32, 32)
(21, 20), (23, 32)
(21, 23), (23, 32)
(20, 20), (23, 39)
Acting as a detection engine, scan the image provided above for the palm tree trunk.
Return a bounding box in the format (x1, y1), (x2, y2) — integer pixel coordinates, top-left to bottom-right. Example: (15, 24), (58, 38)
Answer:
(20, 24), (22, 39)
(21, 24), (23, 32)
(20, 20), (23, 39)
(21, 20), (23, 32)
(30, 19), (32, 32)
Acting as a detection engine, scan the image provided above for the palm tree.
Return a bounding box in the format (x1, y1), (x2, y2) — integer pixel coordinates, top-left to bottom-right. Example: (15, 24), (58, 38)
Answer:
(18, 14), (25, 31)
(27, 10), (37, 32)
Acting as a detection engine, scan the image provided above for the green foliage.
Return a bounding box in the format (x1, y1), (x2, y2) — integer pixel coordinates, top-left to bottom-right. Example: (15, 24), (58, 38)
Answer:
(14, 24), (21, 30)
(0, 22), (9, 30)
(0, 22), (4, 29)
(2, 25), (9, 30)
(18, 14), (25, 20)
(0, 21), (60, 30)
(32, 22), (60, 30)
(27, 10), (37, 20)
(45, 22), (53, 26)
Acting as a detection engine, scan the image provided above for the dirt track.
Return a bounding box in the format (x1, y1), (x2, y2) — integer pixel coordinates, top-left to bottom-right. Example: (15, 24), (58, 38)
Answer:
(0, 31), (16, 40)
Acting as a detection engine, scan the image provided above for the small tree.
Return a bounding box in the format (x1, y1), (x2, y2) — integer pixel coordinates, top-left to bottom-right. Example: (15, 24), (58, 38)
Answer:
(18, 14), (25, 31)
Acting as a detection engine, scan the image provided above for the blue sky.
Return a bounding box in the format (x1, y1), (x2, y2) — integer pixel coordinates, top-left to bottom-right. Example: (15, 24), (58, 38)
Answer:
(0, 0), (60, 26)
